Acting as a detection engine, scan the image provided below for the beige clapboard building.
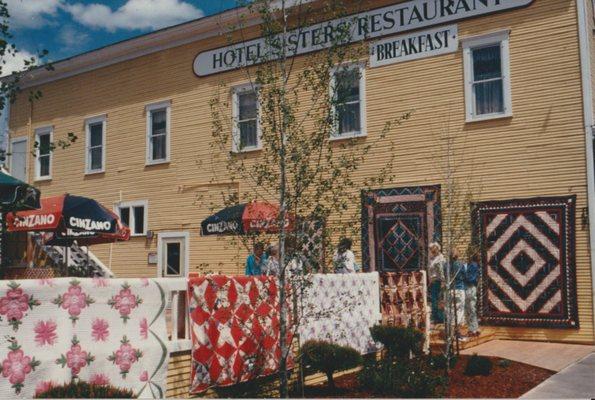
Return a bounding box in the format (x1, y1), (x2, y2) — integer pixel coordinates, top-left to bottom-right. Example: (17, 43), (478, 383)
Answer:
(5, 0), (595, 349)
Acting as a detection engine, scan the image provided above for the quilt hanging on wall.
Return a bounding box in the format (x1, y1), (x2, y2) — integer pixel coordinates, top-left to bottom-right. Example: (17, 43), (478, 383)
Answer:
(473, 196), (578, 328)
(0, 278), (169, 398)
(187, 276), (291, 395)
(380, 271), (429, 331)
(299, 272), (381, 354)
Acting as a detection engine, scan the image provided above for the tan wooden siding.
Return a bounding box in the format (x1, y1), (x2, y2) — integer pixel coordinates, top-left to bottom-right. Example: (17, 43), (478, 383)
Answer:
(8, 0), (595, 354)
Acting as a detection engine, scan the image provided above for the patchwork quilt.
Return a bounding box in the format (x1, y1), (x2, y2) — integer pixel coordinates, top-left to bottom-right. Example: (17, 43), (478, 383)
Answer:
(299, 272), (381, 354)
(473, 196), (579, 328)
(380, 271), (428, 331)
(0, 278), (169, 398)
(187, 276), (290, 394)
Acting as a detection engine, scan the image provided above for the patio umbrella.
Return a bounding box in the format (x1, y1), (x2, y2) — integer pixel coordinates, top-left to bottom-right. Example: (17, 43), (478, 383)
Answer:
(45, 223), (130, 246)
(201, 202), (295, 236)
(0, 170), (41, 213)
(6, 194), (120, 234)
(0, 170), (41, 269)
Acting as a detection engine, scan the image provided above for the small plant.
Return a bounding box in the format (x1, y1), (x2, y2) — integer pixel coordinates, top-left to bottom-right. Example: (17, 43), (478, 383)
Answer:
(370, 325), (424, 360)
(429, 353), (458, 370)
(301, 340), (362, 390)
(498, 358), (512, 368)
(35, 381), (134, 398)
(464, 354), (493, 376)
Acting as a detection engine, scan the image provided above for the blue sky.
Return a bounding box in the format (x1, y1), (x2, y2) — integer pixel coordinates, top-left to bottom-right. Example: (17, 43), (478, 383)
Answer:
(4, 0), (239, 74)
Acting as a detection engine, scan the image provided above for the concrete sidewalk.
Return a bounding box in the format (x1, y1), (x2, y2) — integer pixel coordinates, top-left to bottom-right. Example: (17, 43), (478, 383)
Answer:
(521, 353), (595, 398)
(460, 339), (595, 371)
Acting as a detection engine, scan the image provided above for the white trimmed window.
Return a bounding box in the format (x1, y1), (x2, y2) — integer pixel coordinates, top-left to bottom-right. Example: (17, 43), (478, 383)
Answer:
(463, 31), (512, 122)
(331, 63), (366, 139)
(85, 115), (106, 174)
(116, 200), (148, 236)
(232, 84), (261, 152)
(146, 101), (171, 164)
(34, 126), (52, 180)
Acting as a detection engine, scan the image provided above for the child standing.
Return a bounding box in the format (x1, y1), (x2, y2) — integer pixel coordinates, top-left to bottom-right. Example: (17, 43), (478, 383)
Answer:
(464, 253), (481, 336)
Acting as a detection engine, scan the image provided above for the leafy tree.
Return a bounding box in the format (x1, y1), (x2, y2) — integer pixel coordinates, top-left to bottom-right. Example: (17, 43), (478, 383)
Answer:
(208, 1), (410, 395)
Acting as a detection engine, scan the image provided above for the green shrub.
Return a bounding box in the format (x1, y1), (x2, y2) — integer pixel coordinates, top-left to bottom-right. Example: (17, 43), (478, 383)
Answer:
(213, 374), (279, 398)
(35, 381), (134, 398)
(360, 325), (444, 397)
(301, 340), (362, 389)
(359, 356), (445, 398)
(464, 354), (493, 376)
(428, 353), (458, 370)
(370, 325), (424, 360)
(498, 358), (512, 368)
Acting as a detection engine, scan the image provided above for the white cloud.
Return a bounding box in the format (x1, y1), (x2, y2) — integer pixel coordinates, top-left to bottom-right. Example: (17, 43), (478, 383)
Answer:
(5, 0), (63, 29)
(65, 0), (204, 32)
(1, 49), (36, 77)
(58, 25), (90, 51)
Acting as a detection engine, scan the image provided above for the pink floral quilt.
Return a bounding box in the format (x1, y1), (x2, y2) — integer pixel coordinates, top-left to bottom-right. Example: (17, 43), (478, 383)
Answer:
(0, 278), (168, 398)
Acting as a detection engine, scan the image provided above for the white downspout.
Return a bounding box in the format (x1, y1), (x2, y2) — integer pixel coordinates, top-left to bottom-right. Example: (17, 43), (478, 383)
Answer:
(576, 0), (595, 341)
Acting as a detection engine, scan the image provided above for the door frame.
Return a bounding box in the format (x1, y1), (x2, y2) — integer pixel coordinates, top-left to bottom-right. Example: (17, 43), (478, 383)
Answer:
(9, 136), (28, 183)
(157, 231), (190, 278)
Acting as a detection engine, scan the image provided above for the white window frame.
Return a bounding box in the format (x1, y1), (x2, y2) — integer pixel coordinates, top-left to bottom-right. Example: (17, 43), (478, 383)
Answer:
(231, 83), (262, 153)
(34, 126), (53, 181)
(463, 30), (512, 123)
(145, 100), (171, 165)
(157, 231), (190, 278)
(9, 136), (28, 183)
(329, 62), (367, 140)
(115, 200), (148, 236)
(84, 115), (106, 174)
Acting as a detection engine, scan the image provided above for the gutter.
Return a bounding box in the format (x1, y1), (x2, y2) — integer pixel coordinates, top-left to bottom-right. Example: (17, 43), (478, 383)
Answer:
(576, 0), (595, 341)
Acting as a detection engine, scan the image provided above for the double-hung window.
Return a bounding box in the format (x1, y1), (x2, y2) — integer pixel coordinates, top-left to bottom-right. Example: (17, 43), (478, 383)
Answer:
(232, 84), (260, 152)
(146, 101), (170, 164)
(34, 126), (52, 180)
(116, 200), (148, 236)
(463, 31), (512, 122)
(85, 115), (106, 174)
(331, 63), (366, 139)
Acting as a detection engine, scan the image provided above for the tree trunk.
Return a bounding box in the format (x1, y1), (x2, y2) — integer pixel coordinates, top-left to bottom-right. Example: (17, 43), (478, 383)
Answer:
(326, 371), (335, 391)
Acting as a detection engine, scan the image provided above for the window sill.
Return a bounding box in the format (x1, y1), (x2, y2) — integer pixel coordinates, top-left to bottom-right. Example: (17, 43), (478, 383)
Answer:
(34, 176), (52, 182)
(329, 132), (367, 142)
(466, 112), (512, 123)
(145, 159), (170, 167)
(85, 169), (105, 176)
(130, 233), (147, 238)
(232, 146), (262, 154)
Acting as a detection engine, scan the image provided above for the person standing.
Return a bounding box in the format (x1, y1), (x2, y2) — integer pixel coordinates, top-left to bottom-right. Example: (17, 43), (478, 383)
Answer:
(333, 237), (356, 274)
(427, 242), (446, 324)
(464, 252), (481, 337)
(245, 242), (268, 276)
(262, 244), (280, 276)
(449, 248), (466, 339)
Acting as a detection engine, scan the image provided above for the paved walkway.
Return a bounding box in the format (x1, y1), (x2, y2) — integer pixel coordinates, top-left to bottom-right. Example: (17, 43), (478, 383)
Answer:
(460, 339), (595, 371)
(522, 353), (595, 398)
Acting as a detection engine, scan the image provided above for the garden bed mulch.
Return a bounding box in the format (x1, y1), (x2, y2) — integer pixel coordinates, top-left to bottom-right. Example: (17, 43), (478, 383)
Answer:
(295, 356), (554, 398)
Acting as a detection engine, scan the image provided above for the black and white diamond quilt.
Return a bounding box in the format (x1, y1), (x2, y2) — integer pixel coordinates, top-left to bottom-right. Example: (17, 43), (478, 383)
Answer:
(472, 196), (579, 329)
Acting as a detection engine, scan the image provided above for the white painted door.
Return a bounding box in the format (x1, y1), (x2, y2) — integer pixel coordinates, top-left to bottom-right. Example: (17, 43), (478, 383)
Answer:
(158, 232), (188, 278)
(9, 138), (27, 182)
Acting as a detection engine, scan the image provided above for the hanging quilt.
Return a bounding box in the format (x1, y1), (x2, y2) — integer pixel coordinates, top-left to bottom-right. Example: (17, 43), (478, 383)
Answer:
(0, 278), (169, 398)
(187, 275), (290, 394)
(299, 272), (381, 354)
(380, 271), (428, 330)
(472, 196), (579, 328)
(362, 186), (441, 273)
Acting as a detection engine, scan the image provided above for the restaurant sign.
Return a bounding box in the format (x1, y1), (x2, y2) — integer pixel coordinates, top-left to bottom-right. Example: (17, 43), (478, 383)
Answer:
(370, 24), (458, 68)
(193, 0), (533, 76)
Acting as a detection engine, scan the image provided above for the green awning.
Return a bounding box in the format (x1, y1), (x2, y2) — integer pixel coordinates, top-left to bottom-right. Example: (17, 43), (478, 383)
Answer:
(0, 170), (41, 213)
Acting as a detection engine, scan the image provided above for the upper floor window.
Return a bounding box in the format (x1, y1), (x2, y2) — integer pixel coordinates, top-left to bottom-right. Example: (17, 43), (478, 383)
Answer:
(146, 101), (170, 164)
(116, 200), (148, 236)
(34, 126), (52, 180)
(331, 63), (366, 139)
(85, 115), (106, 174)
(463, 31), (512, 122)
(232, 84), (260, 152)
